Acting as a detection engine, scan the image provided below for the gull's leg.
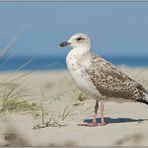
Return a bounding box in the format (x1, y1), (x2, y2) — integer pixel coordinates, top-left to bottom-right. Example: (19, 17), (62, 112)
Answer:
(99, 101), (106, 126)
(78, 100), (99, 127)
(92, 100), (99, 125)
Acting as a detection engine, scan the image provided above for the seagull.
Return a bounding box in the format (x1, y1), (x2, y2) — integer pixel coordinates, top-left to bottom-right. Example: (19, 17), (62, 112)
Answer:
(59, 33), (148, 127)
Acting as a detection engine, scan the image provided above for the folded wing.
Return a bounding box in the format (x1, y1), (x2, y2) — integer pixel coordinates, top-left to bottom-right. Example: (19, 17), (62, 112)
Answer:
(86, 53), (147, 101)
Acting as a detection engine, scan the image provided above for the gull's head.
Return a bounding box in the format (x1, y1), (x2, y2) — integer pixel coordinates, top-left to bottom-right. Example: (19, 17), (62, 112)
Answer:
(59, 33), (91, 49)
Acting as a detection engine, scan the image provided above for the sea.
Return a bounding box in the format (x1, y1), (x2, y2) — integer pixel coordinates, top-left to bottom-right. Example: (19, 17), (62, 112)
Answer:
(0, 56), (148, 71)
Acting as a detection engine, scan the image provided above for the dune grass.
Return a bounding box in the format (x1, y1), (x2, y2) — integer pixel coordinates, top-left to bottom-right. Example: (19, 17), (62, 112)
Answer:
(0, 76), (39, 115)
(0, 27), (40, 115)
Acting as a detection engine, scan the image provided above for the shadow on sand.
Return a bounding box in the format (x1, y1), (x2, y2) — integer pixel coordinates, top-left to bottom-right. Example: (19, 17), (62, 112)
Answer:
(84, 117), (148, 125)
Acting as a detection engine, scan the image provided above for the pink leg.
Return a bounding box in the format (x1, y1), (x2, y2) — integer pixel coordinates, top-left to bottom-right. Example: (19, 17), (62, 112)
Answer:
(99, 101), (106, 126)
(78, 100), (99, 127)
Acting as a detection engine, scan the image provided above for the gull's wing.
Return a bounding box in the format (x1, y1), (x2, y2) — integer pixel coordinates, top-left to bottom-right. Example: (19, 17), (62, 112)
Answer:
(86, 53), (147, 101)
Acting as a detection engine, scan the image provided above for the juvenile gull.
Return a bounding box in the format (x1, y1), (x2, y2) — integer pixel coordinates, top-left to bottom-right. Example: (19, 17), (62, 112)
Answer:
(59, 33), (148, 126)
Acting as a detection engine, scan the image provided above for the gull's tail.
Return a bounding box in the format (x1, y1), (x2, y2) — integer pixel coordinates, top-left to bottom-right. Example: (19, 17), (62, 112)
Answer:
(137, 92), (148, 105)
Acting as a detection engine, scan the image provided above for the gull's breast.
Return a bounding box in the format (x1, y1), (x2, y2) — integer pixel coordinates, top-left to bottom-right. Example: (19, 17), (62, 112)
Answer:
(66, 50), (103, 99)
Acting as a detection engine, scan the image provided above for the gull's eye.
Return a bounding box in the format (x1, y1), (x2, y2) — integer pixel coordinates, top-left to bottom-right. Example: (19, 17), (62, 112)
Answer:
(76, 37), (84, 41)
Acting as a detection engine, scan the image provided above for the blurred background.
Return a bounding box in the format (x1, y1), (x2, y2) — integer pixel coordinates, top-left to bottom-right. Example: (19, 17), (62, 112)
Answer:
(0, 2), (148, 71)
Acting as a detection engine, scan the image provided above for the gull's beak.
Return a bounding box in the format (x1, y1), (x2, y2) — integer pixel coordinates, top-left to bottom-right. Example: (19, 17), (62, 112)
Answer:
(59, 41), (71, 47)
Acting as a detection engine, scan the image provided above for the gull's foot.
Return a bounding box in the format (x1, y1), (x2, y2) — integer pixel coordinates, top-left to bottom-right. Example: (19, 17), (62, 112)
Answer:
(100, 122), (106, 126)
(77, 122), (98, 127)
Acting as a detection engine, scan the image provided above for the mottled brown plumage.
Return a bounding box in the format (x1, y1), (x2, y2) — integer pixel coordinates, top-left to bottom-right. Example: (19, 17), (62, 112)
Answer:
(86, 52), (147, 102)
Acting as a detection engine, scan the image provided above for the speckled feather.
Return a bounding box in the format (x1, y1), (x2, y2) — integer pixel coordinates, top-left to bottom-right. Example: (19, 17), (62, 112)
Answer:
(86, 52), (147, 101)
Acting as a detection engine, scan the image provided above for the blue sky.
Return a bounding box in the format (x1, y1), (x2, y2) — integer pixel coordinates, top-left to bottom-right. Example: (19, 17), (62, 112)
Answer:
(0, 2), (148, 57)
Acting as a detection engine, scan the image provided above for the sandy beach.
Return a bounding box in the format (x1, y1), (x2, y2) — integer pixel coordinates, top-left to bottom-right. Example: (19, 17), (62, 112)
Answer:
(0, 66), (148, 146)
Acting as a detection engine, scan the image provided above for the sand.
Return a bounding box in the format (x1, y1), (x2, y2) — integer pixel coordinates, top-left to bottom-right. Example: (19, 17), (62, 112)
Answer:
(0, 66), (148, 146)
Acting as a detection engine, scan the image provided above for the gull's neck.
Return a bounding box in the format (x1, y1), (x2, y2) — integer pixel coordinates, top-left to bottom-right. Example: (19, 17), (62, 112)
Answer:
(71, 44), (91, 56)
(66, 45), (92, 67)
